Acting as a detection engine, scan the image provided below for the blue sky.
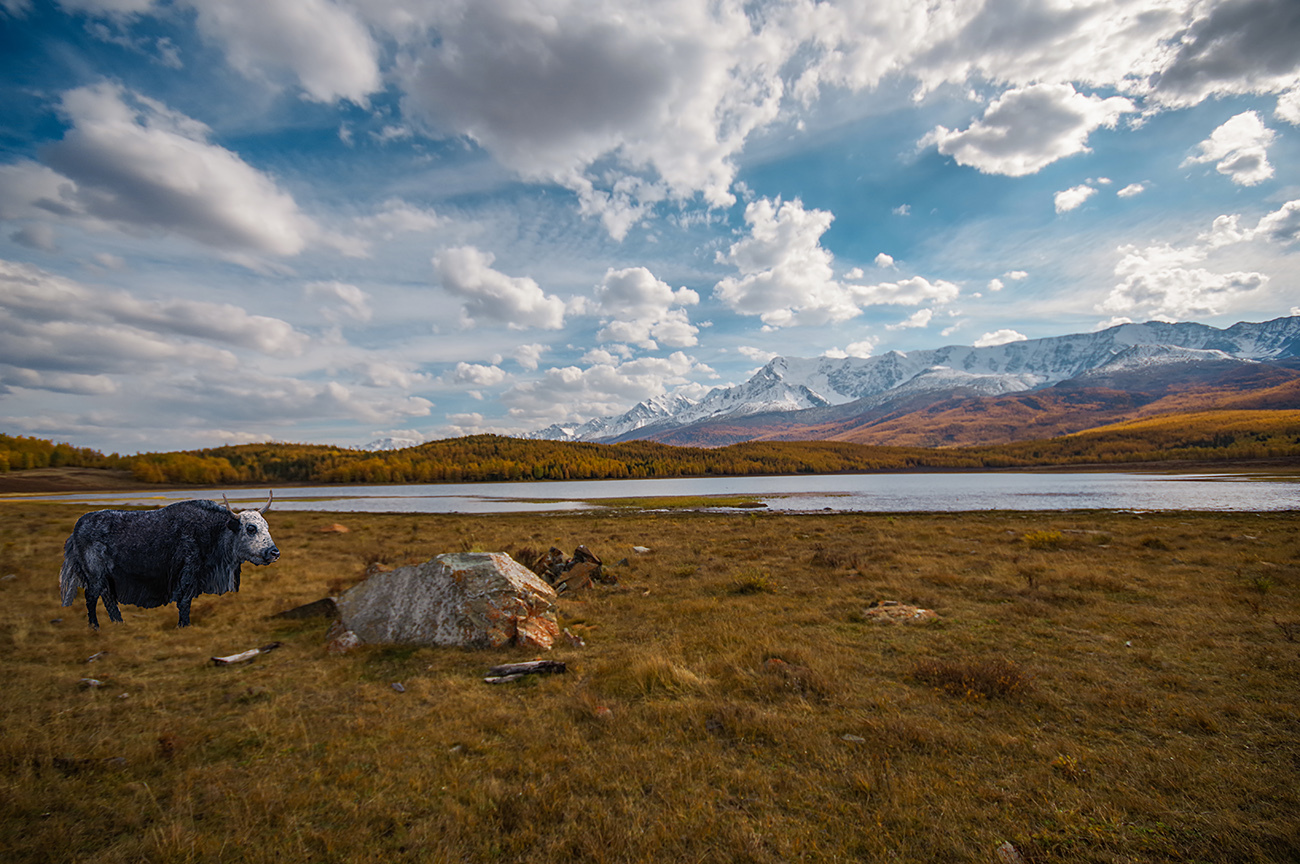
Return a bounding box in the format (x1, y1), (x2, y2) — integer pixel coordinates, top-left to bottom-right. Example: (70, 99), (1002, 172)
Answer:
(1, 0), (1298, 454)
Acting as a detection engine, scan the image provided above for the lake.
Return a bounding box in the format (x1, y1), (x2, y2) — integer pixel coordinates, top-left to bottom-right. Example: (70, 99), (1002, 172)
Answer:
(12, 471), (1298, 513)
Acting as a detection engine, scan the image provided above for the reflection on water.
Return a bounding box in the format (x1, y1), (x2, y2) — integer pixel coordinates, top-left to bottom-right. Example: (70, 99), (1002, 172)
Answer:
(10, 472), (1298, 513)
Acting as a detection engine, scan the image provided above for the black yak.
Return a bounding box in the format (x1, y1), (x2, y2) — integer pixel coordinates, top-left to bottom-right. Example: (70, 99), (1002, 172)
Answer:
(60, 493), (279, 628)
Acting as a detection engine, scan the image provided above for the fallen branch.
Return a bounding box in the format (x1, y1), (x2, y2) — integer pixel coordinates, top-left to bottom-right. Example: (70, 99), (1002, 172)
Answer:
(210, 642), (283, 666)
(483, 659), (567, 684)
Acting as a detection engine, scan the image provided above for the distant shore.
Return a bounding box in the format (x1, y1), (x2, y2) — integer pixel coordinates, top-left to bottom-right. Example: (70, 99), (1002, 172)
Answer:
(3, 458), (1297, 498)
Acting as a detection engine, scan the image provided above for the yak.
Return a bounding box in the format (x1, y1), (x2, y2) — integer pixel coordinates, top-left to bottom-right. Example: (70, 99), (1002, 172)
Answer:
(60, 492), (280, 628)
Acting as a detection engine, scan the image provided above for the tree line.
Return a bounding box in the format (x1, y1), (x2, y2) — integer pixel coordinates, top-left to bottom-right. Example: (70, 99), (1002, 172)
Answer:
(5, 409), (1299, 486)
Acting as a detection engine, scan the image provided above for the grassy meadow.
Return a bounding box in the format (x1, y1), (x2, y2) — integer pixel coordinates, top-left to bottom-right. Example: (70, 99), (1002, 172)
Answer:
(0, 501), (1297, 862)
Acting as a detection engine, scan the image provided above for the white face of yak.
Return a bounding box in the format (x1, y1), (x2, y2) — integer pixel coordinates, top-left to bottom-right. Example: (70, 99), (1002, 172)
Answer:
(234, 510), (280, 565)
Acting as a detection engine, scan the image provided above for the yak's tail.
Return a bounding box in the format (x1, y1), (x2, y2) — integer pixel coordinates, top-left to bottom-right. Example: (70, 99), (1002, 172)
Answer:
(59, 534), (83, 607)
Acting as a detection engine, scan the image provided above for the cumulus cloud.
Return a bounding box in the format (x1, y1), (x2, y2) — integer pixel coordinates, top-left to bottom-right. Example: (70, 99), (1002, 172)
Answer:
(589, 266), (700, 349)
(452, 361), (507, 388)
(1152, 0), (1300, 107)
(1181, 111), (1277, 186)
(306, 280), (371, 322)
(188, 0), (380, 104)
(922, 83), (1135, 177)
(432, 246), (566, 330)
(1278, 88), (1300, 125)
(987, 278), (1004, 292)
(1100, 241), (1268, 319)
(1054, 184), (1097, 213)
(874, 252), (896, 268)
(500, 350), (699, 427)
(887, 309), (933, 330)
(1254, 199), (1300, 243)
(737, 346), (779, 363)
(512, 343), (546, 371)
(1117, 182), (1147, 198)
(37, 82), (324, 258)
(851, 276), (960, 307)
(974, 329), (1028, 347)
(845, 338), (878, 358)
(354, 199), (442, 239)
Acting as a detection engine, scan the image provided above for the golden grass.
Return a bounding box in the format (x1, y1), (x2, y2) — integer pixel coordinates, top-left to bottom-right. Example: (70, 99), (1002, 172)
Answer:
(0, 503), (1297, 862)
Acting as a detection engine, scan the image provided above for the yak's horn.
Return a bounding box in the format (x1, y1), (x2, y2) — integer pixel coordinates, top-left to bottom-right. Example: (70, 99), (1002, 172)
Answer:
(222, 493), (235, 512)
(259, 490), (273, 514)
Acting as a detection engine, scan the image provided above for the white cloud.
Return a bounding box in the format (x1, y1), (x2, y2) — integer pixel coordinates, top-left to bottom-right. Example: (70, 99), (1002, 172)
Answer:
(1255, 199), (1300, 243)
(37, 82), (323, 258)
(850, 275), (960, 307)
(500, 350), (699, 427)
(922, 83), (1135, 177)
(452, 361), (507, 388)
(1117, 182), (1147, 198)
(1101, 241), (1268, 319)
(590, 266), (699, 349)
(974, 329), (1028, 347)
(1278, 88), (1300, 125)
(987, 278), (1004, 292)
(1182, 111), (1277, 186)
(354, 199), (442, 238)
(887, 308), (933, 330)
(512, 343), (546, 371)
(737, 346), (778, 363)
(187, 0), (380, 104)
(892, 204), (910, 216)
(713, 197), (856, 327)
(306, 280), (372, 322)
(432, 246), (566, 330)
(1004, 270), (1028, 281)
(874, 252), (896, 268)
(1054, 184), (1097, 213)
(845, 338), (878, 358)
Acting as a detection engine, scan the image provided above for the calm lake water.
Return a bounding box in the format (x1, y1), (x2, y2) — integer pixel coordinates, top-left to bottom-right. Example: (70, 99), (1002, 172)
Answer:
(13, 472), (1299, 513)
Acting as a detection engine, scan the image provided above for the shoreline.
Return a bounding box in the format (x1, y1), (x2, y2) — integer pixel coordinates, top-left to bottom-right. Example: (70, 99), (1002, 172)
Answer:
(2, 458), (1298, 497)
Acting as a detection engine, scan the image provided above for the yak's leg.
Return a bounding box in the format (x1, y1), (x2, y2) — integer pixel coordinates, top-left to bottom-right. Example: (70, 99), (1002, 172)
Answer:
(85, 593), (100, 629)
(100, 579), (123, 623)
(176, 596), (192, 628)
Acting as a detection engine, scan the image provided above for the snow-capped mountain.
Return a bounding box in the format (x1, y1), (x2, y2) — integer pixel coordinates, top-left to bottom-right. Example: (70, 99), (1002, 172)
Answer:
(527, 316), (1300, 444)
(363, 436), (422, 451)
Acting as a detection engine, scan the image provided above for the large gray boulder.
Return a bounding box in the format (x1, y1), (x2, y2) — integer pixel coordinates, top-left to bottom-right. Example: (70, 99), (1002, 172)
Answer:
(334, 552), (560, 650)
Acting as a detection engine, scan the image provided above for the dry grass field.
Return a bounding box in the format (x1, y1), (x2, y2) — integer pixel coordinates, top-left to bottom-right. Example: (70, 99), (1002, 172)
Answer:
(0, 501), (1297, 863)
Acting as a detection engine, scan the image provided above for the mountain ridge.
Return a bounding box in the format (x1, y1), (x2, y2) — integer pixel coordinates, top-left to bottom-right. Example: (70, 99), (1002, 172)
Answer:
(524, 315), (1300, 448)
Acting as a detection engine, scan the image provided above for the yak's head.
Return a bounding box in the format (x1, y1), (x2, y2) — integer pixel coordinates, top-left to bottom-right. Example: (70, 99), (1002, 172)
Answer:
(223, 492), (280, 566)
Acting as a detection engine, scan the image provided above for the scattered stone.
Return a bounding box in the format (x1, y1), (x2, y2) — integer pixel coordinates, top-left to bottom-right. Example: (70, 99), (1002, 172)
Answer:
(78, 678), (104, 689)
(536, 547), (568, 584)
(391, 682), (406, 693)
(840, 734), (866, 743)
(85, 651), (108, 663)
(594, 705), (614, 721)
(483, 659), (567, 683)
(562, 627), (586, 647)
(632, 546), (651, 554)
(325, 621), (362, 654)
(614, 557), (629, 568)
(536, 544), (614, 590)
(862, 603), (938, 624)
(335, 552), (560, 650)
(1, 573), (16, 582)
(995, 841), (1025, 864)
(319, 523), (350, 533)
(556, 561), (598, 593)
(50, 618), (62, 624)
(271, 597), (339, 620)
(210, 642), (282, 666)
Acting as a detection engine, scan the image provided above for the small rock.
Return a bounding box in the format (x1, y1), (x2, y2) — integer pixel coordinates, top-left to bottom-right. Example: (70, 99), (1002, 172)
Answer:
(325, 621), (362, 654)
(632, 546), (651, 554)
(78, 678), (104, 689)
(995, 841), (1025, 864)
(319, 523), (350, 533)
(862, 604), (938, 624)
(1, 573), (16, 582)
(391, 682), (406, 693)
(85, 651), (108, 663)
(840, 734), (866, 743)
(594, 705), (614, 721)
(563, 627), (586, 647)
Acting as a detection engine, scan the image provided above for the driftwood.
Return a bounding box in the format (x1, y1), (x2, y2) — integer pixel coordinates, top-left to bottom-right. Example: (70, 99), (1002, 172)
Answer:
(483, 659), (567, 684)
(210, 642), (283, 666)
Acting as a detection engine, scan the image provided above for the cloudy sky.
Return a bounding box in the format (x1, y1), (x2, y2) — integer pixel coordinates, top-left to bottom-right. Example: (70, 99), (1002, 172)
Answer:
(2, 0), (1299, 454)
